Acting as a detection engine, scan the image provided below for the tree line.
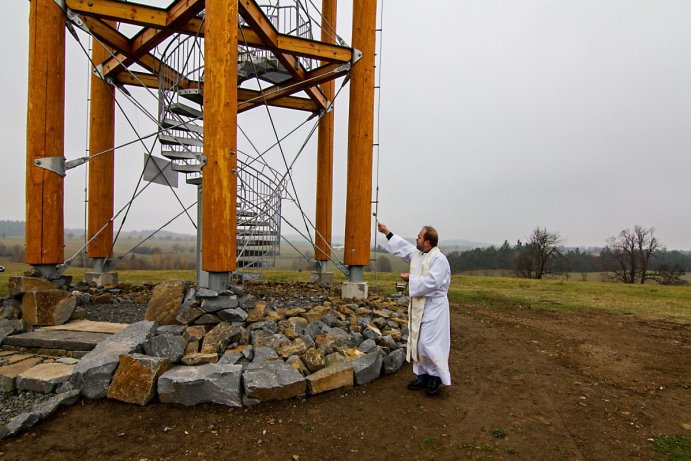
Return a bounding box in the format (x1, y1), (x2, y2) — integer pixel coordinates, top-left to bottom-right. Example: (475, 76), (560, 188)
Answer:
(444, 226), (689, 285)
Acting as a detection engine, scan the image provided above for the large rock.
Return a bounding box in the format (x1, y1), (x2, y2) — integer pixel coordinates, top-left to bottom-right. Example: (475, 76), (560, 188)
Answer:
(7, 276), (55, 297)
(305, 362), (354, 395)
(181, 353), (218, 365)
(242, 361), (306, 401)
(315, 331), (354, 354)
(71, 320), (157, 398)
(157, 363), (242, 407)
(217, 308), (248, 323)
(107, 354), (171, 405)
(201, 322), (241, 355)
(21, 290), (76, 326)
(276, 337), (309, 359)
(200, 295), (239, 313)
(351, 349), (383, 386)
(0, 319), (25, 345)
(0, 298), (22, 320)
(301, 347), (326, 373)
(145, 280), (186, 325)
(383, 348), (406, 374)
(16, 362), (76, 393)
(143, 334), (188, 362)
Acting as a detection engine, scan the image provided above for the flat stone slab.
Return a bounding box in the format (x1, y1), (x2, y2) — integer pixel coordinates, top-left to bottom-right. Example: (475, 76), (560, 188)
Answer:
(0, 357), (44, 392)
(16, 362), (76, 393)
(41, 320), (128, 334)
(3, 330), (111, 351)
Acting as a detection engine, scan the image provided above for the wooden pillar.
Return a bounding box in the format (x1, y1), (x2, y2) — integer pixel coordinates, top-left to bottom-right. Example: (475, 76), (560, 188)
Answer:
(87, 30), (116, 261)
(344, 0), (377, 268)
(202, 0), (238, 274)
(25, 0), (66, 266)
(315, 0), (337, 263)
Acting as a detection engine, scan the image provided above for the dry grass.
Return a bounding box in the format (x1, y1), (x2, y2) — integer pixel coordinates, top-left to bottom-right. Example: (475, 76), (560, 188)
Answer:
(1, 263), (689, 324)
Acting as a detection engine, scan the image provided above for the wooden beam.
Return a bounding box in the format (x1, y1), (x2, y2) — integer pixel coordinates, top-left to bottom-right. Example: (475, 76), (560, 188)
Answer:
(26, 0), (65, 265)
(315, 0), (337, 262)
(113, 71), (319, 112)
(344, 0), (377, 267)
(236, 62), (347, 112)
(80, 16), (130, 53)
(202, 0), (238, 273)
(103, 0), (205, 76)
(87, 23), (116, 259)
(66, 0), (168, 28)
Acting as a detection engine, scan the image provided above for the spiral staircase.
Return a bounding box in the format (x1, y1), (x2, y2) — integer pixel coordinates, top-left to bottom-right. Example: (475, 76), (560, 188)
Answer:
(156, 2), (314, 269)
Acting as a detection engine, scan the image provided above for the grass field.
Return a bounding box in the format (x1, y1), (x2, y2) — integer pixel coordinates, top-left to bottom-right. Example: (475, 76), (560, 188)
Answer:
(1, 262), (689, 324)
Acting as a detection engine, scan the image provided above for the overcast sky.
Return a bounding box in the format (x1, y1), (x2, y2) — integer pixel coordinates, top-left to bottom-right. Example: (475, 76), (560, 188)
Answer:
(3, 0), (691, 251)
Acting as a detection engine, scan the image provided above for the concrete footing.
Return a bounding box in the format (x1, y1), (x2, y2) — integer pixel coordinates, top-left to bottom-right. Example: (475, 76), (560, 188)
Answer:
(341, 282), (368, 300)
(84, 272), (118, 288)
(309, 271), (334, 287)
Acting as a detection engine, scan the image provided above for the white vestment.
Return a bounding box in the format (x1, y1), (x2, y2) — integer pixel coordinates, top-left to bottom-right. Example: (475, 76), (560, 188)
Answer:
(384, 234), (452, 385)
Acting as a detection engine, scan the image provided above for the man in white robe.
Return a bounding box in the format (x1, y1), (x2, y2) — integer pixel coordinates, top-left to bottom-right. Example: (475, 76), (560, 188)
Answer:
(377, 223), (452, 395)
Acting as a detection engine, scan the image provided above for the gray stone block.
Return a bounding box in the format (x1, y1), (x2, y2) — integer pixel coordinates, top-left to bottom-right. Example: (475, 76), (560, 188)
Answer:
(71, 320), (157, 399)
(156, 325), (187, 335)
(252, 347), (279, 363)
(143, 334), (188, 363)
(157, 363), (242, 407)
(242, 361), (306, 401)
(218, 351), (243, 365)
(217, 307), (248, 323)
(305, 320), (328, 339)
(248, 320), (278, 333)
(352, 349), (383, 386)
(383, 348), (406, 375)
(0, 319), (24, 345)
(200, 295), (239, 313)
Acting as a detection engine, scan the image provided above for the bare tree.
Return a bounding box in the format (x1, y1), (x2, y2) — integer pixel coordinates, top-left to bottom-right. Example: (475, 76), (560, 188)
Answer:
(515, 227), (563, 279)
(600, 226), (664, 284)
(530, 227), (563, 279)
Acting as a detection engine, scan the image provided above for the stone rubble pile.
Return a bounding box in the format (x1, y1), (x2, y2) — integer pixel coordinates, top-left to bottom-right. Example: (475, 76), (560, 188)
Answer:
(0, 276), (410, 439)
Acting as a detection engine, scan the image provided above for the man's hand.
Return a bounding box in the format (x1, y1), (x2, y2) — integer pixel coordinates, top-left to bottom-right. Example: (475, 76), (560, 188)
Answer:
(400, 272), (410, 282)
(377, 223), (390, 235)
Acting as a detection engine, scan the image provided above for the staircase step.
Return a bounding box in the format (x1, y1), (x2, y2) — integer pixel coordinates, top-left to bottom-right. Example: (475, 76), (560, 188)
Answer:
(178, 88), (204, 105)
(237, 229), (278, 236)
(237, 249), (276, 257)
(3, 329), (112, 352)
(169, 102), (203, 119)
(161, 150), (201, 161)
(237, 219), (270, 227)
(159, 134), (203, 148)
(172, 163), (203, 173)
(237, 209), (257, 218)
(237, 56), (292, 85)
(162, 118), (204, 135)
(186, 176), (202, 185)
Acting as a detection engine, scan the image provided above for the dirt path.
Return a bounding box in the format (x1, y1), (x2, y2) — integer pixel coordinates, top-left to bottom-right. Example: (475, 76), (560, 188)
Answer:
(1, 303), (689, 460)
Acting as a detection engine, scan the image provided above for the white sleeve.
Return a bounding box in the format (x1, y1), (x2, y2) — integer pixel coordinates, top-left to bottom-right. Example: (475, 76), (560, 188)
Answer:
(384, 234), (417, 263)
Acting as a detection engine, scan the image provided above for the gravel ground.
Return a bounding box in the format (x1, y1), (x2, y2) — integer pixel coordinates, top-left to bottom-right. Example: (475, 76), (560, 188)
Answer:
(85, 302), (147, 324)
(0, 391), (56, 426)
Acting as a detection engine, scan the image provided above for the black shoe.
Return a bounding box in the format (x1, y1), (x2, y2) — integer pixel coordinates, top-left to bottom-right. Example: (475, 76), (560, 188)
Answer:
(426, 376), (442, 395)
(407, 374), (429, 391)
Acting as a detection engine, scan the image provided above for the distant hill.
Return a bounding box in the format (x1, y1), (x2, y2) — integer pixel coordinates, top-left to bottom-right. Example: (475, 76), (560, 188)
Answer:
(0, 220), (24, 237)
(0, 221), (196, 240)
